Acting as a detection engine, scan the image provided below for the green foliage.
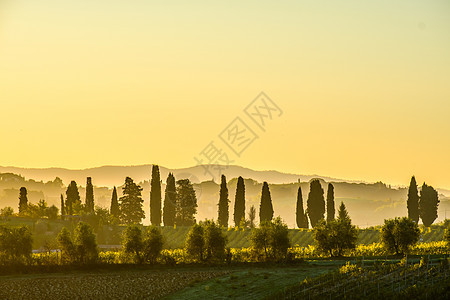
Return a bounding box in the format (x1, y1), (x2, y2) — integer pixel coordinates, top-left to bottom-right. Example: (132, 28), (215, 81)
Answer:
(259, 182), (273, 223)
(18, 187), (28, 215)
(142, 226), (164, 264)
(175, 179), (197, 226)
(119, 177), (145, 224)
(326, 183), (335, 222)
(0, 224), (32, 263)
(251, 217), (290, 261)
(217, 175), (229, 227)
(296, 186), (308, 229)
(381, 217), (420, 255)
(66, 181), (81, 216)
(307, 179), (325, 228)
(57, 222), (98, 264)
(313, 202), (358, 257)
(204, 220), (227, 262)
(419, 183), (439, 227)
(163, 173), (176, 226)
(407, 176), (419, 223)
(150, 165), (162, 226)
(185, 223), (204, 261)
(0, 207), (14, 218)
(443, 222), (450, 246)
(233, 176), (246, 227)
(73, 222), (98, 263)
(122, 224), (144, 263)
(122, 224), (164, 264)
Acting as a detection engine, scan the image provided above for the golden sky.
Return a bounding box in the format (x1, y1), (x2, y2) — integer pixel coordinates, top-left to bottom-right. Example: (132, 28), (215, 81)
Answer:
(0, 0), (449, 188)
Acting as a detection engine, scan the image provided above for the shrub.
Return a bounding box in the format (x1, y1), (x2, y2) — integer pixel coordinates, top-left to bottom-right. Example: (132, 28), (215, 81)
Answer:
(122, 225), (144, 263)
(0, 224), (32, 264)
(204, 220), (227, 262)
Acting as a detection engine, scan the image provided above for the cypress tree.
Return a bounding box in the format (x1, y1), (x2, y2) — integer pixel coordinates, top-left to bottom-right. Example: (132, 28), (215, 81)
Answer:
(259, 182), (274, 222)
(60, 194), (65, 219)
(66, 181), (81, 215)
(110, 186), (120, 218)
(18, 187), (28, 215)
(163, 173), (176, 226)
(326, 183), (335, 222)
(407, 176), (419, 223)
(419, 183), (439, 227)
(120, 177), (145, 224)
(150, 165), (162, 226)
(307, 179), (325, 228)
(218, 175), (230, 227)
(296, 186), (308, 229)
(85, 177), (95, 213)
(234, 176), (246, 227)
(175, 179), (198, 226)
(337, 201), (350, 222)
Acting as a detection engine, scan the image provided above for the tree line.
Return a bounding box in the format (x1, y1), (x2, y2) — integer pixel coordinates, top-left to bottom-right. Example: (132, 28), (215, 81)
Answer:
(11, 169), (441, 230)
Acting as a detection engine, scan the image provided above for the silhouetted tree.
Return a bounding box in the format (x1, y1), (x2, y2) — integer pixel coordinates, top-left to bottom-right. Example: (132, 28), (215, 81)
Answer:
(419, 183), (439, 227)
(296, 186), (308, 229)
(307, 179), (325, 228)
(259, 182), (273, 222)
(66, 181), (81, 215)
(217, 175), (230, 227)
(381, 217), (420, 255)
(326, 183), (335, 222)
(233, 176), (246, 227)
(204, 220), (227, 262)
(18, 187), (28, 215)
(58, 222), (98, 264)
(60, 194), (65, 219)
(150, 165), (162, 226)
(85, 177), (95, 213)
(119, 177), (145, 224)
(407, 176), (419, 223)
(175, 179), (197, 226)
(248, 205), (256, 228)
(110, 186), (120, 219)
(163, 173), (176, 226)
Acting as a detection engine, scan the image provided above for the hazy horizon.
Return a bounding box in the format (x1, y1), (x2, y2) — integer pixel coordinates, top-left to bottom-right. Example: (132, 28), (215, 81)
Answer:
(1, 0), (449, 190)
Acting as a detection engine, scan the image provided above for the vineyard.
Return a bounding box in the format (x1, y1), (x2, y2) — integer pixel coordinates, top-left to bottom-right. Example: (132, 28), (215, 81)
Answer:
(272, 257), (450, 299)
(161, 224), (446, 249)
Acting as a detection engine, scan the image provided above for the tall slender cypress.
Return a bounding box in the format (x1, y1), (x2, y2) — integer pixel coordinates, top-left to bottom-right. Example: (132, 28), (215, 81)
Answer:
(60, 194), (65, 219)
(150, 165), (162, 225)
(259, 182), (274, 222)
(110, 186), (120, 218)
(218, 175), (230, 227)
(407, 176), (419, 223)
(296, 186), (308, 228)
(85, 177), (95, 213)
(326, 183), (335, 222)
(233, 176), (246, 227)
(163, 173), (176, 226)
(18, 187), (28, 215)
(307, 179), (325, 228)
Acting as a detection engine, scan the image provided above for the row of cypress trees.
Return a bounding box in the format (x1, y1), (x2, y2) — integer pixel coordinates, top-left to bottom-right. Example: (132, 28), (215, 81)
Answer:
(406, 176), (440, 227)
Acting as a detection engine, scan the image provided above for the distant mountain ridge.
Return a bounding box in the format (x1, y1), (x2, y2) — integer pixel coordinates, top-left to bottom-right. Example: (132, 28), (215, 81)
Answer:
(0, 164), (361, 187)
